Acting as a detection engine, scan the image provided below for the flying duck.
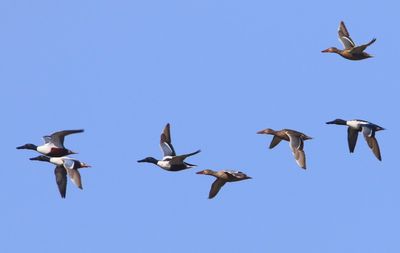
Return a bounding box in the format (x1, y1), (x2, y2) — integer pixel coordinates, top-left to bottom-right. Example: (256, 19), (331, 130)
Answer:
(326, 119), (385, 161)
(322, 21), (376, 60)
(137, 123), (201, 171)
(196, 169), (251, 199)
(17, 129), (84, 157)
(257, 128), (312, 169)
(30, 155), (90, 198)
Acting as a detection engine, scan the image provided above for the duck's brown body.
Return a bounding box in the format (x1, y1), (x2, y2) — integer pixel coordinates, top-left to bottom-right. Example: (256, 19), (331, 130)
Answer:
(322, 21), (376, 61)
(323, 46), (374, 61)
(257, 128), (311, 147)
(257, 128), (312, 169)
(196, 169), (251, 199)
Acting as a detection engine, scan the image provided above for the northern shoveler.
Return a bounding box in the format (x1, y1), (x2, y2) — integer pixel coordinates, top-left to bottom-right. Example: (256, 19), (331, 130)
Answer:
(257, 128), (312, 169)
(30, 155), (90, 198)
(322, 21), (376, 60)
(17, 129), (84, 157)
(326, 119), (385, 161)
(137, 123), (200, 171)
(196, 169), (251, 199)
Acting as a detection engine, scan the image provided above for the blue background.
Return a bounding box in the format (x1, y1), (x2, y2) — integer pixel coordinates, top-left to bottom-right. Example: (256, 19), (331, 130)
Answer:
(1, 0), (399, 252)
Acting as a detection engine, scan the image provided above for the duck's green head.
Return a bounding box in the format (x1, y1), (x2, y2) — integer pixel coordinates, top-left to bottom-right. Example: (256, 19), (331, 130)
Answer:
(16, 143), (37, 150)
(29, 155), (51, 162)
(137, 157), (158, 164)
(326, 119), (347, 125)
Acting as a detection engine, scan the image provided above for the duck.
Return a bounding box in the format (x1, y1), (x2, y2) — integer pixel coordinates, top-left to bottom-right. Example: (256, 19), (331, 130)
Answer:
(196, 169), (251, 199)
(257, 128), (312, 169)
(322, 21), (376, 60)
(17, 129), (84, 157)
(137, 123), (201, 171)
(30, 155), (91, 198)
(326, 119), (385, 161)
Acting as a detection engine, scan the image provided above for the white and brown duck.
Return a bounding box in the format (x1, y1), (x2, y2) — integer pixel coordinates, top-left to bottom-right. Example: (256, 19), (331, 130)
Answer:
(30, 155), (90, 198)
(138, 123), (200, 171)
(17, 129), (84, 157)
(326, 119), (385, 161)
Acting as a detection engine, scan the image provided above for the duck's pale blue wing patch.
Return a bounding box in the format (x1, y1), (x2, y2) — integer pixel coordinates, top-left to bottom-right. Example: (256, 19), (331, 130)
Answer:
(42, 135), (62, 147)
(362, 126), (374, 138)
(63, 159), (75, 170)
(160, 123), (176, 156)
(160, 142), (175, 157)
(43, 136), (53, 144)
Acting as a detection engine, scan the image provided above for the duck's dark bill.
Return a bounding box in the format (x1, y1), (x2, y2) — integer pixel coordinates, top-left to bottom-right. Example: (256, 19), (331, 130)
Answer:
(29, 156), (44, 161)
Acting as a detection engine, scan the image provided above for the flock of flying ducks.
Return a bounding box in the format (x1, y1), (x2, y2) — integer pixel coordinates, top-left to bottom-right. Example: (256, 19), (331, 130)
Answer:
(17, 118), (384, 199)
(16, 21), (381, 199)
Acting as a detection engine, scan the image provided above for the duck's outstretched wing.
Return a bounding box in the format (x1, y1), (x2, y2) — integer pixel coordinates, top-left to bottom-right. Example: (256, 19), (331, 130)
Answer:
(170, 150), (201, 165)
(362, 126), (382, 161)
(287, 134), (306, 169)
(347, 127), (359, 153)
(54, 166), (67, 198)
(209, 178), (226, 199)
(338, 21), (356, 49)
(349, 38), (376, 54)
(269, 136), (282, 149)
(44, 129), (84, 148)
(66, 168), (83, 189)
(160, 123), (176, 156)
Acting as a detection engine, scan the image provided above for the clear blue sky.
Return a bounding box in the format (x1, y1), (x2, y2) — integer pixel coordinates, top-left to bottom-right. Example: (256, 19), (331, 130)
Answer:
(1, 0), (399, 252)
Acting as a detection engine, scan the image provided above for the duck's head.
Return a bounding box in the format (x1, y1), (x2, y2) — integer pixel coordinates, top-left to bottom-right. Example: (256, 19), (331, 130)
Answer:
(16, 143), (37, 150)
(326, 119), (347, 125)
(137, 157), (158, 164)
(321, 47), (339, 53)
(29, 155), (51, 162)
(256, 128), (274, 135)
(196, 169), (213, 175)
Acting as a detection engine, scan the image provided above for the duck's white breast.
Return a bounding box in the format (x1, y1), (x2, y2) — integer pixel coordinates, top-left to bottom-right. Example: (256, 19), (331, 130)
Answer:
(37, 144), (53, 154)
(346, 120), (363, 129)
(157, 160), (171, 169)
